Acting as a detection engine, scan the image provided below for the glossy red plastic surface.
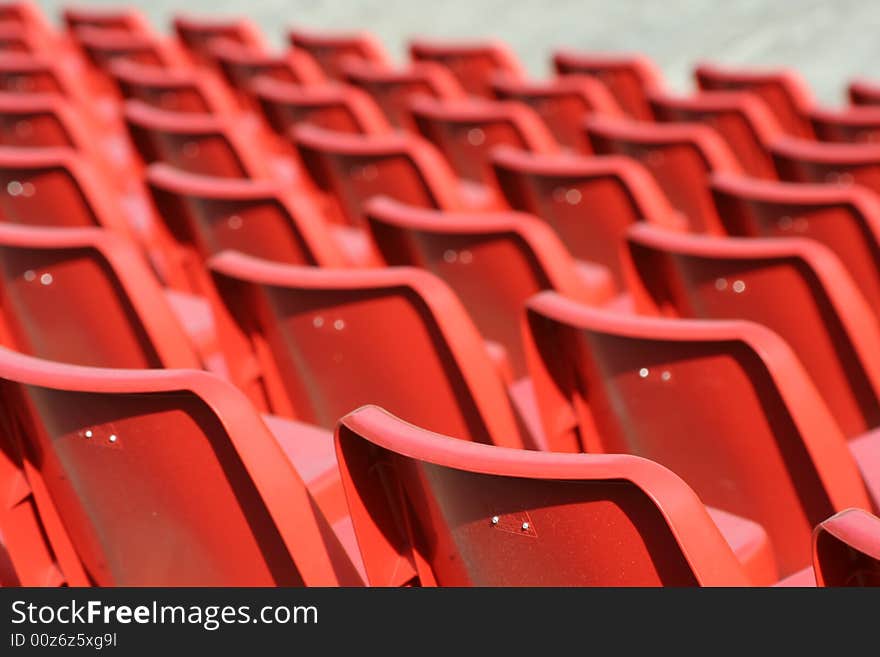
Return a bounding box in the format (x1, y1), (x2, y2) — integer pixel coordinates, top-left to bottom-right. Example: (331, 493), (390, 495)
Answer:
(409, 38), (526, 98)
(770, 136), (880, 197)
(288, 28), (392, 79)
(813, 508), (880, 586)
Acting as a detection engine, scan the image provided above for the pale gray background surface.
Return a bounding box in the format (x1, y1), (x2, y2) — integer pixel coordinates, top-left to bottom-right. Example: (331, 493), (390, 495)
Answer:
(36, 0), (879, 103)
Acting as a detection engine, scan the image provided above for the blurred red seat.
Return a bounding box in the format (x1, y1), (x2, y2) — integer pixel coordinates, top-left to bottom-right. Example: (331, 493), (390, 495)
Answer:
(553, 50), (663, 121)
(0, 91), (96, 152)
(72, 26), (185, 71)
(63, 6), (152, 34)
(173, 13), (266, 63)
(341, 59), (466, 130)
(336, 405), (776, 586)
(623, 224), (880, 440)
(0, 346), (361, 586)
(849, 79), (880, 107)
(0, 52), (83, 100)
(288, 27), (391, 79)
(364, 196), (613, 376)
(770, 137), (880, 195)
(694, 62), (815, 139)
(649, 90), (782, 179)
(813, 508), (880, 586)
(253, 77), (390, 136)
(208, 253), (529, 449)
(409, 38), (526, 98)
(809, 105), (880, 143)
(709, 173), (880, 319)
(409, 96), (557, 200)
(0, 20), (42, 54)
(524, 292), (872, 576)
(586, 115), (741, 234)
(491, 147), (680, 291)
(491, 75), (623, 154)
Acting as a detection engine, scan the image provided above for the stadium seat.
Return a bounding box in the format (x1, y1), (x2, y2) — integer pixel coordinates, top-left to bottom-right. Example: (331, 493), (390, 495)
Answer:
(0, 345), (362, 586)
(335, 405), (777, 586)
(809, 105), (880, 143)
(0, 91), (98, 152)
(813, 508), (880, 586)
(523, 292), (873, 576)
(849, 79), (880, 107)
(364, 196), (614, 376)
(0, 223), (200, 368)
(491, 146), (681, 291)
(173, 13), (266, 63)
(290, 123), (465, 224)
(72, 26), (185, 72)
(253, 77), (391, 136)
(207, 253), (531, 449)
(770, 137), (880, 196)
(288, 28), (392, 79)
(0, 1), (53, 37)
(63, 6), (153, 35)
(623, 224), (880, 440)
(553, 50), (664, 121)
(586, 115), (741, 234)
(0, 52), (85, 101)
(491, 74), (623, 154)
(409, 96), (557, 200)
(0, 20), (44, 54)
(649, 90), (782, 179)
(409, 38), (526, 98)
(341, 58), (466, 130)
(694, 62), (815, 138)
(709, 173), (880, 319)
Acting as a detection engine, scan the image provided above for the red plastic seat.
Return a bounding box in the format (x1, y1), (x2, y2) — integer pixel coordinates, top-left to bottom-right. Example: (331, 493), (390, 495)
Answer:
(0, 223), (199, 369)
(341, 58), (466, 130)
(72, 26), (184, 71)
(849, 79), (880, 107)
(0, 346), (360, 586)
(173, 13), (266, 63)
(207, 38), (325, 99)
(694, 62), (815, 139)
(0, 20), (41, 54)
(288, 28), (392, 79)
(409, 96), (558, 196)
(0, 91), (97, 152)
(770, 137), (880, 196)
(109, 60), (236, 115)
(709, 173), (880, 319)
(524, 292), (872, 576)
(491, 147), (680, 290)
(364, 196), (613, 376)
(491, 75), (623, 154)
(146, 162), (348, 271)
(649, 90), (782, 179)
(623, 224), (880, 440)
(63, 6), (152, 34)
(336, 405), (776, 586)
(207, 253), (528, 449)
(808, 106), (880, 143)
(813, 508), (880, 586)
(553, 50), (664, 121)
(253, 77), (390, 136)
(123, 99), (271, 178)
(409, 38), (526, 98)
(0, 52), (83, 100)
(586, 115), (742, 234)
(290, 124), (464, 225)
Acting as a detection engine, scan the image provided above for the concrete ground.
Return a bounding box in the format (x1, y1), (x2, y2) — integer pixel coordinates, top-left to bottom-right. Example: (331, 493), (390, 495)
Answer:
(36, 0), (880, 103)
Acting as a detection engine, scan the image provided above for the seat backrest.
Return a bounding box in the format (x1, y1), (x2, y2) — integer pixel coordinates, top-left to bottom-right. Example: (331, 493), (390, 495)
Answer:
(0, 346), (356, 586)
(410, 96), (558, 187)
(623, 224), (880, 439)
(0, 53), (78, 98)
(770, 137), (880, 197)
(0, 20), (40, 54)
(553, 50), (664, 121)
(109, 60), (234, 115)
(123, 99), (267, 177)
(252, 77), (390, 136)
(364, 196), (599, 376)
(341, 59), (466, 130)
(586, 115), (742, 234)
(0, 1), (53, 37)
(336, 405), (753, 586)
(694, 62), (815, 139)
(173, 13), (266, 62)
(809, 106), (880, 144)
(849, 78), (880, 107)
(146, 162), (346, 267)
(649, 90), (782, 179)
(523, 292), (870, 575)
(0, 91), (94, 151)
(409, 38), (526, 98)
(288, 28), (392, 79)
(73, 26), (172, 71)
(208, 252), (525, 449)
(813, 508), (880, 586)
(490, 147), (679, 288)
(207, 38), (325, 94)
(709, 173), (880, 319)
(491, 74), (622, 154)
(291, 123), (462, 224)
(63, 6), (152, 34)
(0, 146), (130, 233)
(0, 223), (199, 368)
